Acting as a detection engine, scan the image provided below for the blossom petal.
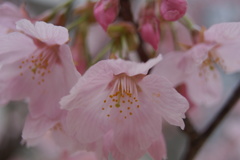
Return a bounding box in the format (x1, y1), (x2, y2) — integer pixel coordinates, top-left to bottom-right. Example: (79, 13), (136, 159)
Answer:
(185, 68), (222, 107)
(205, 22), (240, 44)
(0, 32), (35, 66)
(22, 115), (57, 141)
(112, 92), (163, 157)
(148, 134), (167, 160)
(105, 54), (162, 76)
(0, 2), (24, 29)
(139, 75), (189, 129)
(213, 43), (240, 73)
(16, 19), (69, 45)
(152, 51), (193, 87)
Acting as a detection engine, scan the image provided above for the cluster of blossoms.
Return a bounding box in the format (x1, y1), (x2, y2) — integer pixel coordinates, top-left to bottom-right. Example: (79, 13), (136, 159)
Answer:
(0, 0), (240, 160)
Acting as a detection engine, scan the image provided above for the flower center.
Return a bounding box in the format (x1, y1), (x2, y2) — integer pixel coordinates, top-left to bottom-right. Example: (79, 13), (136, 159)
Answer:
(102, 74), (141, 119)
(18, 46), (59, 85)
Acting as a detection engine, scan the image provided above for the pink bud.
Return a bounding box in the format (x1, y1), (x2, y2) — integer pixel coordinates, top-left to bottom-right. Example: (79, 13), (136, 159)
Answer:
(139, 18), (160, 50)
(94, 0), (119, 31)
(160, 0), (187, 21)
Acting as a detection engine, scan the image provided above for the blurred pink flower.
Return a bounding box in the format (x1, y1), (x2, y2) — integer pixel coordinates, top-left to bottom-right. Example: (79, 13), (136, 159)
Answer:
(153, 22), (240, 107)
(61, 55), (188, 159)
(0, 2), (29, 34)
(153, 44), (222, 107)
(94, 0), (119, 31)
(160, 0), (187, 21)
(0, 19), (80, 141)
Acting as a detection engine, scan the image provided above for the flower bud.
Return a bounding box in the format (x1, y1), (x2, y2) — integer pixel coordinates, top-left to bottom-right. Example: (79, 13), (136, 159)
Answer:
(139, 3), (160, 50)
(94, 0), (119, 31)
(139, 19), (160, 50)
(160, 0), (187, 21)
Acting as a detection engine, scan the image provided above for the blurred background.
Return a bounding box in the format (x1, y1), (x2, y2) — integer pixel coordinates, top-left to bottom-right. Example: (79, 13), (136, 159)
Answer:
(0, 0), (240, 160)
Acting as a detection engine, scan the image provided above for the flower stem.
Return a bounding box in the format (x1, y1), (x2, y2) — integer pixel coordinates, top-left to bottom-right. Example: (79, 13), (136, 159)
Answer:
(66, 16), (87, 30)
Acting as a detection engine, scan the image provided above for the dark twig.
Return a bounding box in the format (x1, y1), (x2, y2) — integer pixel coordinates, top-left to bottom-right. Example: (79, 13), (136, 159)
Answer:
(182, 81), (240, 160)
(119, 0), (149, 62)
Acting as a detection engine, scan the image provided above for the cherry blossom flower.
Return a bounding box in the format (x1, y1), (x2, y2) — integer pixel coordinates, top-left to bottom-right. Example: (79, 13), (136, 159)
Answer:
(0, 19), (80, 141)
(153, 22), (240, 107)
(152, 44), (222, 107)
(61, 55), (189, 158)
(94, 0), (119, 31)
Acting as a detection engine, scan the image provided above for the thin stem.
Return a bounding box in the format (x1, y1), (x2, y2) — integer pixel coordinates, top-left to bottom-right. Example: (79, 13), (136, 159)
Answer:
(43, 0), (74, 22)
(66, 16), (87, 30)
(169, 22), (180, 50)
(91, 42), (112, 65)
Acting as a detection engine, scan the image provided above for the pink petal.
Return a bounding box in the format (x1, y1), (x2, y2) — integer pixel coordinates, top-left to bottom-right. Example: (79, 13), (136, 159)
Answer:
(185, 68), (222, 107)
(0, 2), (24, 29)
(148, 134), (167, 160)
(60, 60), (114, 110)
(205, 22), (240, 44)
(104, 55), (162, 76)
(213, 43), (240, 73)
(151, 51), (193, 87)
(65, 107), (108, 144)
(22, 115), (57, 141)
(187, 43), (214, 65)
(16, 19), (69, 45)
(0, 32), (36, 66)
(139, 75), (189, 129)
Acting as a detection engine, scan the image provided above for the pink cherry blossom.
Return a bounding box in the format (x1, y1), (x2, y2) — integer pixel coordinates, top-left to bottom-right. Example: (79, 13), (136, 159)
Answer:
(160, 0), (187, 21)
(61, 55), (189, 158)
(0, 19), (80, 141)
(152, 44), (223, 107)
(94, 0), (119, 31)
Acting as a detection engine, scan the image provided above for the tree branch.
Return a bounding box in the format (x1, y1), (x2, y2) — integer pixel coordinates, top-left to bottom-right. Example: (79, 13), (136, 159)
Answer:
(182, 81), (240, 160)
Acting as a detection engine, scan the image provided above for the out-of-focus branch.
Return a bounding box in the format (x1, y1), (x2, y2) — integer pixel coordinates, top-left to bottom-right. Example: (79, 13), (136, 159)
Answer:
(182, 81), (240, 160)
(119, 0), (149, 62)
